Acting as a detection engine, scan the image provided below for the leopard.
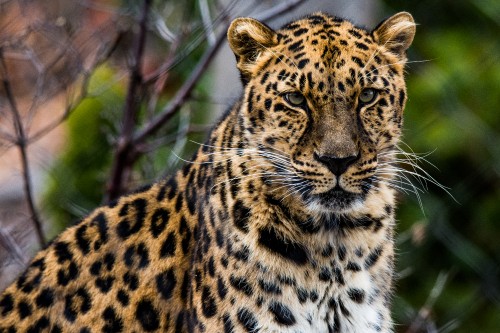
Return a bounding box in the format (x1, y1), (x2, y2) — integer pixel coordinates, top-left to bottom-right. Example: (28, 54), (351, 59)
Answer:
(0, 11), (416, 333)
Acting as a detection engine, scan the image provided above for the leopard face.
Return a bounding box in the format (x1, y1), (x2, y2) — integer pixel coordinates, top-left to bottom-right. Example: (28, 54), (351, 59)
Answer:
(228, 12), (415, 215)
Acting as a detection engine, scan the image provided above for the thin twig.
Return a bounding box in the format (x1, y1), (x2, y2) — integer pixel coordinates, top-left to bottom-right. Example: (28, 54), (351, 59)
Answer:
(28, 31), (124, 144)
(0, 48), (46, 248)
(142, 0), (239, 86)
(145, 34), (183, 116)
(199, 0), (216, 45)
(406, 272), (449, 333)
(0, 228), (29, 267)
(105, 0), (152, 202)
(133, 0), (307, 144)
(253, 0), (305, 21)
(132, 29), (226, 145)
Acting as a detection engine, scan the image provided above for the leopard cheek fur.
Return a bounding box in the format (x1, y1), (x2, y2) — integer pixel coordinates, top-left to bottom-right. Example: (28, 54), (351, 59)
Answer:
(1, 11), (415, 333)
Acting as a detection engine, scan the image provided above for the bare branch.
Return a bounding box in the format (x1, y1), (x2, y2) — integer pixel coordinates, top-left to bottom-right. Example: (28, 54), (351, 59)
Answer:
(199, 0), (216, 45)
(405, 272), (449, 333)
(253, 0), (306, 21)
(105, 0), (152, 202)
(28, 31), (124, 144)
(0, 48), (46, 248)
(133, 0), (307, 145)
(133, 30), (225, 145)
(0, 228), (28, 267)
(145, 34), (183, 117)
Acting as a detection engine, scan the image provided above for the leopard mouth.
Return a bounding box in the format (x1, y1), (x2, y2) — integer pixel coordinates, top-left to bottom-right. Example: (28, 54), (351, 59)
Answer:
(302, 183), (369, 213)
(317, 185), (363, 208)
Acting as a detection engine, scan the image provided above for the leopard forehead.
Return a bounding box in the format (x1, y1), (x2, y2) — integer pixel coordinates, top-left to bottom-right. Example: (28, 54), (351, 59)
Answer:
(228, 11), (413, 110)
(259, 14), (403, 98)
(239, 13), (408, 143)
(277, 14), (376, 64)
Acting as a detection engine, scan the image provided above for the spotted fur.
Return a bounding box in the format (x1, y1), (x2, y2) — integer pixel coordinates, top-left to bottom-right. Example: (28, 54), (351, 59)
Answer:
(0, 12), (415, 332)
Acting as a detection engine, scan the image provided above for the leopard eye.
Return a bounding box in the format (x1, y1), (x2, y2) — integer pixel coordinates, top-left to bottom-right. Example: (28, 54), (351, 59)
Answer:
(359, 88), (378, 104)
(284, 92), (306, 107)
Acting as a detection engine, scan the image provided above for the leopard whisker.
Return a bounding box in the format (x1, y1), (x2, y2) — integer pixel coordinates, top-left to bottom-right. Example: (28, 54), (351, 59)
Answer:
(267, 180), (307, 202)
(377, 163), (428, 190)
(277, 180), (310, 202)
(372, 173), (425, 195)
(378, 178), (424, 212)
(209, 170), (297, 193)
(186, 141), (297, 174)
(377, 165), (436, 190)
(376, 164), (427, 196)
(378, 157), (452, 195)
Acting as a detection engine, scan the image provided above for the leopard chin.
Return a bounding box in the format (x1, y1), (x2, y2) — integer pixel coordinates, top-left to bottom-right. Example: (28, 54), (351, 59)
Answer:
(301, 185), (366, 214)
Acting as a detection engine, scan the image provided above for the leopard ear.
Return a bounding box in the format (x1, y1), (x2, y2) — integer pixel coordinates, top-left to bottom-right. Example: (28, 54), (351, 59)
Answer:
(372, 12), (416, 59)
(227, 17), (278, 83)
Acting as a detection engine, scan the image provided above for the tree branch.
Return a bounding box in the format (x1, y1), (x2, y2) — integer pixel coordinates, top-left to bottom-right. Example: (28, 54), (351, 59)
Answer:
(133, 0), (307, 144)
(105, 0), (152, 202)
(133, 31), (225, 145)
(405, 272), (449, 333)
(28, 31), (124, 144)
(0, 48), (46, 248)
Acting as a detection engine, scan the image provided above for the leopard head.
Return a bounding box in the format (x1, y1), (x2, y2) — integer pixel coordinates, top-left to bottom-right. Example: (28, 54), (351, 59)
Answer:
(228, 12), (415, 214)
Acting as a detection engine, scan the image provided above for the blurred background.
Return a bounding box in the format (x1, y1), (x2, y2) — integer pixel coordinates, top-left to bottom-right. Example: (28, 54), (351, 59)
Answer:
(0, 0), (498, 331)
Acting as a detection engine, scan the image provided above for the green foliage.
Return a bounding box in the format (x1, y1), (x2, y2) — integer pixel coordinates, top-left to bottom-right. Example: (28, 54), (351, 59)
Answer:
(43, 66), (124, 235)
(382, 1), (500, 331)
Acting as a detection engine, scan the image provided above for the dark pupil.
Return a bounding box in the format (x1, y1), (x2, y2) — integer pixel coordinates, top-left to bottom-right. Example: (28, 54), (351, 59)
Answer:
(361, 89), (374, 102)
(289, 93), (303, 104)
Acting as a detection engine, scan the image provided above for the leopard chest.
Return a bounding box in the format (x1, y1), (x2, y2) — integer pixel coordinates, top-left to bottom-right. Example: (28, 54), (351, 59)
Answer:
(190, 164), (395, 332)
(194, 216), (394, 333)
(242, 242), (389, 333)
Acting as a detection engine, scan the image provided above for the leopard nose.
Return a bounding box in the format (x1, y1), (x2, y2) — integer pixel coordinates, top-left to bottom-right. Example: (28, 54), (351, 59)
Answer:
(314, 152), (359, 176)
